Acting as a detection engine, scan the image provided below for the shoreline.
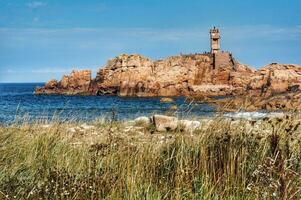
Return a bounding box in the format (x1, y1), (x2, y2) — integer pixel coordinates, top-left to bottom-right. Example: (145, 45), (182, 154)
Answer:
(1, 113), (301, 199)
(2, 111), (294, 125)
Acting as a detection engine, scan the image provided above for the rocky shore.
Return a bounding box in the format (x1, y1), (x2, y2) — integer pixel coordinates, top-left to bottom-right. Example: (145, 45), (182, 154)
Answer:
(35, 53), (301, 111)
(207, 91), (301, 112)
(34, 53), (254, 96)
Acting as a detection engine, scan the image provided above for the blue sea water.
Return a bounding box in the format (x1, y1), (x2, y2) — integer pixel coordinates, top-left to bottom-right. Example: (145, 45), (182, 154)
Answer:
(0, 83), (216, 123)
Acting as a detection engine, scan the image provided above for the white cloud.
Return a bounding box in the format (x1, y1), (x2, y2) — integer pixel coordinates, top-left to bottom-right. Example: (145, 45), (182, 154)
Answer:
(222, 25), (301, 41)
(0, 25), (300, 73)
(0, 27), (208, 43)
(0, 25), (300, 42)
(27, 1), (47, 9)
(0, 69), (19, 74)
(1, 68), (78, 75)
(31, 68), (77, 74)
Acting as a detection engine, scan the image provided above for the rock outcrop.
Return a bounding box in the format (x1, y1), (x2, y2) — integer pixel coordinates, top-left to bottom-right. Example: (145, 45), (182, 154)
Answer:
(35, 70), (92, 95)
(211, 92), (301, 112)
(247, 63), (301, 96)
(34, 53), (301, 111)
(35, 52), (255, 97)
(203, 63), (301, 111)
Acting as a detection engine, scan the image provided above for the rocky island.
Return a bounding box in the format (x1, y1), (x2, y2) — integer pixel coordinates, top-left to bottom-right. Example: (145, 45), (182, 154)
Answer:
(35, 27), (301, 111)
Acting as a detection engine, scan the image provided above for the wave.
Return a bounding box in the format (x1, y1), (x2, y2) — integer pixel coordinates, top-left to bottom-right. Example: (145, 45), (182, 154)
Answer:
(223, 111), (284, 120)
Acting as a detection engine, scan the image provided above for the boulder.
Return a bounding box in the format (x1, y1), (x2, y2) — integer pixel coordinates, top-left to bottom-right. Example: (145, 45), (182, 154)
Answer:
(134, 116), (151, 125)
(178, 120), (201, 132)
(160, 97), (174, 103)
(153, 115), (178, 132)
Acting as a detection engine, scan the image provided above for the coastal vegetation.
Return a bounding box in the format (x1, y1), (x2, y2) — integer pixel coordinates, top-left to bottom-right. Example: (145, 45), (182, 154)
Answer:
(1, 114), (301, 199)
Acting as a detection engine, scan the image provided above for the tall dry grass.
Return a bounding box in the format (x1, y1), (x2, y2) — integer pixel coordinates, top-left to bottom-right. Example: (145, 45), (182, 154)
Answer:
(0, 115), (301, 199)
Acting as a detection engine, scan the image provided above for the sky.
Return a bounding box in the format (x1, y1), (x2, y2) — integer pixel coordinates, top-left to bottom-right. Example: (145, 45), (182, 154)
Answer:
(0, 0), (300, 83)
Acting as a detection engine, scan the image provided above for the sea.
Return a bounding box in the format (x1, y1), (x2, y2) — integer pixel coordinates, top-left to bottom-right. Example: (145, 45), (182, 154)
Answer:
(0, 83), (282, 124)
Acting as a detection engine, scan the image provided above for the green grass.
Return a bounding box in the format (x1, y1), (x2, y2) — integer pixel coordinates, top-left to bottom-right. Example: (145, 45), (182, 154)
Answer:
(0, 115), (301, 199)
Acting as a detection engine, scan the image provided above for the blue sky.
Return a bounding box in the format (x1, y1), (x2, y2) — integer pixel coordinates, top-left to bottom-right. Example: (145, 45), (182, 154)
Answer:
(0, 0), (300, 82)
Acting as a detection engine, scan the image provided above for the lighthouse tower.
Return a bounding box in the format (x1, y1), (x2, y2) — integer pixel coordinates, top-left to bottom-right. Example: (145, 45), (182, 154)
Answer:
(210, 27), (220, 54)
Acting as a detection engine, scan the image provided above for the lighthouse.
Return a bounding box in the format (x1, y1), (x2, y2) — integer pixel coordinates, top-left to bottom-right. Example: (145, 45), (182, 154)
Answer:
(210, 27), (220, 54)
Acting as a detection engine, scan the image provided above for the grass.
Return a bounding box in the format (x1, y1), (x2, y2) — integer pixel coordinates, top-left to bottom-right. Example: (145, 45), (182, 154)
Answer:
(0, 115), (301, 199)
